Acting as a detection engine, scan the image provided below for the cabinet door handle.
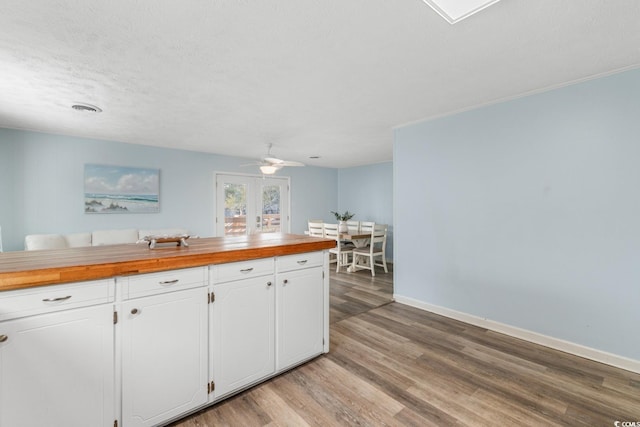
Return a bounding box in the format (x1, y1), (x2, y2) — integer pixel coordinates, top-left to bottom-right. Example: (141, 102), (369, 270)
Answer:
(131, 308), (139, 315)
(283, 279), (288, 284)
(297, 260), (308, 265)
(240, 268), (254, 273)
(42, 295), (72, 302)
(159, 279), (179, 285)
(267, 281), (272, 287)
(0, 335), (7, 343)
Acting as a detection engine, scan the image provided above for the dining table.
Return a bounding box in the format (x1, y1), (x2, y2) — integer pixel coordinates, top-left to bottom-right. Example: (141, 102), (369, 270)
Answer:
(338, 231), (372, 272)
(338, 231), (371, 248)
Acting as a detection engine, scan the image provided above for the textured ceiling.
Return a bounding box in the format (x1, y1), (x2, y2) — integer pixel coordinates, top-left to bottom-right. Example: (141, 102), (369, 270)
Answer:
(1, 0), (639, 168)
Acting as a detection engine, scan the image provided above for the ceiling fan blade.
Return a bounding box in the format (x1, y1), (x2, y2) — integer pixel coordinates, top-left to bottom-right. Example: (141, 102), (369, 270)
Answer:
(264, 157), (305, 167)
(264, 156), (285, 164)
(278, 160), (305, 167)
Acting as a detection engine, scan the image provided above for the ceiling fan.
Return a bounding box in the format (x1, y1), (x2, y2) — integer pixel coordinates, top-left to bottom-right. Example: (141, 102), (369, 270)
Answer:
(243, 143), (305, 174)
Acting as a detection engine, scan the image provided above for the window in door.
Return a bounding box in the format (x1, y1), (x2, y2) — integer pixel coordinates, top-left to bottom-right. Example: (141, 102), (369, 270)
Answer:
(216, 174), (290, 236)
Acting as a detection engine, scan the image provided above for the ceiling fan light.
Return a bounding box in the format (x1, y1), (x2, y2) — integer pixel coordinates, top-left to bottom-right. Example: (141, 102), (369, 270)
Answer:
(260, 165), (278, 175)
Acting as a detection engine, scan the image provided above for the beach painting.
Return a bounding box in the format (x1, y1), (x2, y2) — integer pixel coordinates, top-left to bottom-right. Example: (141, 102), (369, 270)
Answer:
(84, 164), (160, 213)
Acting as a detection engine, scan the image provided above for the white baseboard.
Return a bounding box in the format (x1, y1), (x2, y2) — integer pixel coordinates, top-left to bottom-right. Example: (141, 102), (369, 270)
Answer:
(393, 294), (640, 374)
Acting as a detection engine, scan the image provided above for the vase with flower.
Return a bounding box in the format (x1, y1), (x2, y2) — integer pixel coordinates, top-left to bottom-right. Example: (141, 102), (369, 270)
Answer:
(330, 210), (355, 233)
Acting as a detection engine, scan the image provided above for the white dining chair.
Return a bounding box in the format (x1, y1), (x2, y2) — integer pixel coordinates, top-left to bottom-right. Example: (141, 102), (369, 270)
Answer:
(346, 220), (360, 233)
(351, 224), (388, 276)
(360, 221), (375, 233)
(307, 220), (324, 237)
(324, 223), (354, 273)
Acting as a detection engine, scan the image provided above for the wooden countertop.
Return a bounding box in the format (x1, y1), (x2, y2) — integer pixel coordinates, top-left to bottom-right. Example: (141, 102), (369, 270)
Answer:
(0, 234), (336, 292)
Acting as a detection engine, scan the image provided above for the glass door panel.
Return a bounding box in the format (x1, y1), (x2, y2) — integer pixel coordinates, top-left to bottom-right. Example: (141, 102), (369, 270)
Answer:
(216, 174), (289, 237)
(223, 182), (247, 236)
(261, 184), (281, 233)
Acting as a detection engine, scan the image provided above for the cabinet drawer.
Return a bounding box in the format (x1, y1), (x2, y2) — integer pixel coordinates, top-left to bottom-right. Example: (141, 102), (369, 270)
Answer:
(211, 258), (274, 283)
(0, 279), (114, 321)
(121, 267), (207, 299)
(276, 251), (324, 272)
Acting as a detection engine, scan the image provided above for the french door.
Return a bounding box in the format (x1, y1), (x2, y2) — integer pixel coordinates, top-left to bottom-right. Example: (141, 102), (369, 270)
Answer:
(215, 173), (290, 236)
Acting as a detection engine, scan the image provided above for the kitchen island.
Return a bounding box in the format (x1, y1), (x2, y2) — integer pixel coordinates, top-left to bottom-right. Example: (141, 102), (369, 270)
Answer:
(0, 234), (335, 427)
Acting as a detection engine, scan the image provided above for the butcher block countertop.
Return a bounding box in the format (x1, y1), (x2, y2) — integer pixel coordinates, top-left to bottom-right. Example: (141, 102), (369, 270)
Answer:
(0, 234), (335, 292)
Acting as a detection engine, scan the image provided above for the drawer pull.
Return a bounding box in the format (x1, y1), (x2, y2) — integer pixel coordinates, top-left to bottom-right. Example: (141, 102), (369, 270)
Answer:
(0, 335), (7, 343)
(267, 281), (272, 287)
(283, 279), (289, 284)
(159, 279), (179, 285)
(131, 308), (139, 315)
(240, 268), (254, 273)
(42, 295), (72, 302)
(297, 260), (308, 265)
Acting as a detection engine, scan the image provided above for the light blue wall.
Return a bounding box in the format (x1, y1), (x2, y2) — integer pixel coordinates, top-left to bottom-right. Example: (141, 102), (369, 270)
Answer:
(338, 162), (393, 260)
(0, 138), (19, 250)
(394, 68), (640, 360)
(0, 129), (338, 251)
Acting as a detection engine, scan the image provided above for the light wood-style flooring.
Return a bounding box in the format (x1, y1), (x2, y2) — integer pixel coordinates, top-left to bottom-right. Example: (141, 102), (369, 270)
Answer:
(172, 265), (640, 426)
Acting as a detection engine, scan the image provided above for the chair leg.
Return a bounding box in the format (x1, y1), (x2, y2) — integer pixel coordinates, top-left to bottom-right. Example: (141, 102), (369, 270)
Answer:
(382, 255), (388, 273)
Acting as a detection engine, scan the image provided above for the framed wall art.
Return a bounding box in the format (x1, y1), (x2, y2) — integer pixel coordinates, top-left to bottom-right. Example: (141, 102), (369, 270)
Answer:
(84, 164), (160, 213)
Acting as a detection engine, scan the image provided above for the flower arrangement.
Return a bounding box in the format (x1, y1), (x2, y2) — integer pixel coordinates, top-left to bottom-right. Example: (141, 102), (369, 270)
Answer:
(330, 210), (355, 221)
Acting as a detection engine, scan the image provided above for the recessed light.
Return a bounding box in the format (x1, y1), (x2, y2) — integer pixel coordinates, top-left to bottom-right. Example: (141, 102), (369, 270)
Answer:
(71, 103), (102, 113)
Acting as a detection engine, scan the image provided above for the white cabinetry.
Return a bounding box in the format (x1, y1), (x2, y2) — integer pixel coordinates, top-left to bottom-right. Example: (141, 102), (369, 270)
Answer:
(276, 252), (326, 371)
(0, 247), (328, 427)
(209, 252), (328, 401)
(0, 280), (115, 427)
(119, 267), (208, 427)
(210, 258), (275, 400)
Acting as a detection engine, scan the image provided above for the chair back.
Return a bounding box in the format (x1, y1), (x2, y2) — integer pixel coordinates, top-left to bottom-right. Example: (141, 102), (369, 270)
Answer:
(308, 221), (324, 237)
(323, 223), (339, 241)
(370, 224), (387, 253)
(346, 220), (360, 233)
(360, 221), (375, 232)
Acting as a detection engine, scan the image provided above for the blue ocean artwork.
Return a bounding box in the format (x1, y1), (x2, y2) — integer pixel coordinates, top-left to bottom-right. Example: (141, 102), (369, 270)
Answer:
(84, 164), (160, 213)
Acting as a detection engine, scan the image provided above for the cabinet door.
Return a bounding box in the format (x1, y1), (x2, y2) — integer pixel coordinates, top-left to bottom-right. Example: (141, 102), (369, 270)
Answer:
(121, 287), (208, 427)
(211, 276), (275, 399)
(276, 266), (324, 371)
(0, 304), (114, 427)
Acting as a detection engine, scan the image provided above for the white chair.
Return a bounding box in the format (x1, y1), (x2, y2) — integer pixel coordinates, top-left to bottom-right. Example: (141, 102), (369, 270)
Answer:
(324, 223), (354, 272)
(351, 224), (388, 276)
(308, 220), (324, 237)
(360, 221), (375, 232)
(346, 220), (360, 233)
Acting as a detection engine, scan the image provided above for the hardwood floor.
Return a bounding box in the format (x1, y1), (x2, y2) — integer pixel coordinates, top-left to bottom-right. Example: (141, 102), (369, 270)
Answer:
(171, 265), (640, 426)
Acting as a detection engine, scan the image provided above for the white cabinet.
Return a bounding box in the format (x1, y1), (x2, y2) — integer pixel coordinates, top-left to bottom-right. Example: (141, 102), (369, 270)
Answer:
(0, 282), (115, 427)
(209, 252), (327, 402)
(210, 260), (275, 400)
(119, 268), (208, 427)
(276, 252), (326, 371)
(276, 266), (324, 371)
(0, 249), (328, 427)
